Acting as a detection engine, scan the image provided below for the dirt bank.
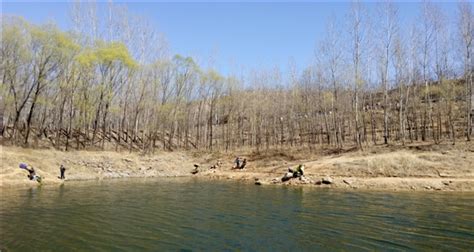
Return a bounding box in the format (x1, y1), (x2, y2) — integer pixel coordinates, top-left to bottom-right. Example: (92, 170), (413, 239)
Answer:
(0, 146), (197, 187)
(195, 143), (474, 191)
(1, 143), (473, 191)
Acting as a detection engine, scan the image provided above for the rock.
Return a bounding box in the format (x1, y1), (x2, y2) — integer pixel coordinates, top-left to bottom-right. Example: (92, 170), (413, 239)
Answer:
(343, 179), (352, 185)
(442, 181), (450, 186)
(424, 186), (432, 190)
(123, 158), (133, 163)
(322, 177), (333, 185)
(255, 178), (262, 185)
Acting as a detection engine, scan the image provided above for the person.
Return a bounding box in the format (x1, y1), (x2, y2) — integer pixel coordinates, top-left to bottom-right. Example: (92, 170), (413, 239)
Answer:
(191, 164), (199, 174)
(210, 160), (222, 169)
(289, 164), (305, 178)
(19, 163), (41, 182)
(239, 159), (247, 169)
(59, 165), (66, 179)
(27, 167), (36, 180)
(234, 157), (240, 169)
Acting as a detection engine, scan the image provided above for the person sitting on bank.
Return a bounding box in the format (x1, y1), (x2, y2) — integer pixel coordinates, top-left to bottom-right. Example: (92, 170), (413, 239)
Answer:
(289, 164), (305, 178)
(191, 164), (199, 174)
(210, 160), (222, 169)
(27, 167), (36, 180)
(19, 163), (41, 182)
(59, 165), (66, 179)
(239, 159), (247, 169)
(234, 157), (240, 169)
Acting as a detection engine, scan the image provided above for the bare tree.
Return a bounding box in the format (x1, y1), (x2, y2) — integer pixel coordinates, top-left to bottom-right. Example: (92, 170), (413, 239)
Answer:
(458, 1), (473, 141)
(348, 1), (368, 149)
(376, 2), (398, 144)
(2, 2), (473, 153)
(319, 14), (344, 148)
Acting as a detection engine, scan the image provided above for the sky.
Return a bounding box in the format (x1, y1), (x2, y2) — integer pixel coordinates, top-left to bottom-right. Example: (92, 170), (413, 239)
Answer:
(1, 1), (464, 77)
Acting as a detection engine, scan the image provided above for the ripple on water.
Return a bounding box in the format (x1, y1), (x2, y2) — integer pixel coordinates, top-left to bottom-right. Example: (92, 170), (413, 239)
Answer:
(1, 179), (473, 251)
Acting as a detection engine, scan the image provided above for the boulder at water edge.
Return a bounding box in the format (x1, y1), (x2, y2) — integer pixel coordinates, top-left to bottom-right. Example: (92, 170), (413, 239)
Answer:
(322, 177), (333, 184)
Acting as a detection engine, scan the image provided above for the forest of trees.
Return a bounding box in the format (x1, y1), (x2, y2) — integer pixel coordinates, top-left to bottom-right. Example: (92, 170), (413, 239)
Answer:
(1, 2), (473, 153)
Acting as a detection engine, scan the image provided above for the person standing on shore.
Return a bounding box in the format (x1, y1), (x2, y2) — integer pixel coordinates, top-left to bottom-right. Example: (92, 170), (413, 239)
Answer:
(59, 165), (66, 179)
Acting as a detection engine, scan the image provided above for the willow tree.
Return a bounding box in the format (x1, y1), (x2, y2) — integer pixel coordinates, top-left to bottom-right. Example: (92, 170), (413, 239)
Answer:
(167, 55), (198, 150)
(1, 17), (31, 141)
(52, 33), (81, 150)
(148, 59), (173, 150)
(21, 24), (80, 145)
(77, 41), (137, 148)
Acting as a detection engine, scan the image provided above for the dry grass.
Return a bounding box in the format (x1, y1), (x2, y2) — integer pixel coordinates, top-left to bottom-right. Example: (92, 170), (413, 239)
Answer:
(365, 152), (436, 177)
(1, 142), (473, 190)
(0, 146), (198, 187)
(297, 141), (474, 179)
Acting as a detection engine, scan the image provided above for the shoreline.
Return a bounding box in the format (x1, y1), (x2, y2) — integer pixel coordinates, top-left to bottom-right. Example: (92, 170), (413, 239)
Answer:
(197, 171), (474, 192)
(4, 174), (474, 193)
(4, 169), (474, 193)
(1, 144), (473, 192)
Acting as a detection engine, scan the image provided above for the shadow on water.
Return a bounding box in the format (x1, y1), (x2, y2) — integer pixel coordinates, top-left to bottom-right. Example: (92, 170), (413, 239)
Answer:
(1, 178), (473, 251)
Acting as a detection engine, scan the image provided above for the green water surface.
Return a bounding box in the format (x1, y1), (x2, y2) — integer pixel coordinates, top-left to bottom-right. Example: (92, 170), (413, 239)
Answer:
(1, 178), (473, 251)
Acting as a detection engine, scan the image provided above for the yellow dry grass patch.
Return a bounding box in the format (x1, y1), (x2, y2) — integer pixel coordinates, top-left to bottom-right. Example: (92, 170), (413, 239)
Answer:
(365, 151), (436, 177)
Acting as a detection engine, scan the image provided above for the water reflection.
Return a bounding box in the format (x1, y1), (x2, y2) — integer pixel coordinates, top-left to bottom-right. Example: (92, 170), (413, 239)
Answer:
(1, 178), (473, 251)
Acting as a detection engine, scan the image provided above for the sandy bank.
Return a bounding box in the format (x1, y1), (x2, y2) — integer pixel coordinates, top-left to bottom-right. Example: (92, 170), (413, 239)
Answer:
(1, 143), (473, 191)
(0, 146), (197, 188)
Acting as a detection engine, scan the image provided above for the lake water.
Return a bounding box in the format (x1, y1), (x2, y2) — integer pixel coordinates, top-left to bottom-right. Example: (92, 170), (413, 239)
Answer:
(1, 178), (473, 251)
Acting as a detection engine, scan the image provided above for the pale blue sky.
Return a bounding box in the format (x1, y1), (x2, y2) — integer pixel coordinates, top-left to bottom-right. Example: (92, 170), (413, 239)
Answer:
(1, 1), (463, 76)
